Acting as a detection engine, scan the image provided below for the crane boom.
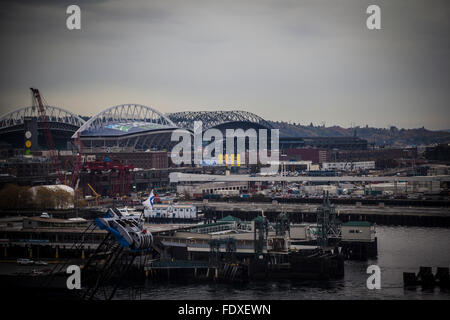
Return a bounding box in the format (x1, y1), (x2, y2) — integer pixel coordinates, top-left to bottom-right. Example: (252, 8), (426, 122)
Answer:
(70, 132), (84, 188)
(87, 183), (100, 198)
(30, 88), (64, 184)
(87, 183), (101, 206)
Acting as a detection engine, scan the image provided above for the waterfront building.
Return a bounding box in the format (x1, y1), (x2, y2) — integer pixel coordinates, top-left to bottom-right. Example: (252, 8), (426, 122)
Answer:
(144, 204), (197, 219)
(341, 221), (376, 242)
(321, 161), (375, 171)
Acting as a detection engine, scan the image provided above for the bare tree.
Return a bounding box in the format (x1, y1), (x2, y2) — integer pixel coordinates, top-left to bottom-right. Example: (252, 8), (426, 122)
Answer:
(35, 187), (56, 210)
(0, 184), (32, 210)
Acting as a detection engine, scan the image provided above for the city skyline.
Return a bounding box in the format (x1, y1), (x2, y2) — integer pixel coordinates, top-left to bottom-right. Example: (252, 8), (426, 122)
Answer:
(0, 0), (449, 130)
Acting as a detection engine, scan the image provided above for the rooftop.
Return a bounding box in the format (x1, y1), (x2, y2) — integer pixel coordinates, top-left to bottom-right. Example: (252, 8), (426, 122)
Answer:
(24, 216), (88, 224)
(219, 215), (241, 223)
(342, 221), (372, 227)
(82, 122), (176, 137)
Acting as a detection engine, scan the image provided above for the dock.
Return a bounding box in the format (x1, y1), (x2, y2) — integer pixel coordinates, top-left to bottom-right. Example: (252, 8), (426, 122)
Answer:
(196, 201), (450, 227)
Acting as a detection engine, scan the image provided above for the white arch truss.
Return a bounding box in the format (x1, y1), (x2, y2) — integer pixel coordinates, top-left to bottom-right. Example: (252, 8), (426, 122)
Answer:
(0, 105), (86, 130)
(72, 104), (177, 138)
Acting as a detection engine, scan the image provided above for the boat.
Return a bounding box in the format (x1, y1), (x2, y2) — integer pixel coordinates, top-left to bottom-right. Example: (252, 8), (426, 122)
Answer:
(116, 206), (142, 217)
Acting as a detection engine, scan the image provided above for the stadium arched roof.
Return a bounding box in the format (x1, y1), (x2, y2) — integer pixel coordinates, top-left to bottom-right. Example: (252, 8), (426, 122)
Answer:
(72, 104), (178, 138)
(0, 105), (86, 131)
(167, 110), (273, 131)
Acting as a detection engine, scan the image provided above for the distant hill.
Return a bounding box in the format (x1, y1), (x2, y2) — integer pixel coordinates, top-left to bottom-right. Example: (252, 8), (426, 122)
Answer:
(269, 121), (450, 148)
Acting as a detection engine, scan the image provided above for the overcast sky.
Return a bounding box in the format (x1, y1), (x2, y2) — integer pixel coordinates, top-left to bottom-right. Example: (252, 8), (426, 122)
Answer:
(0, 0), (449, 130)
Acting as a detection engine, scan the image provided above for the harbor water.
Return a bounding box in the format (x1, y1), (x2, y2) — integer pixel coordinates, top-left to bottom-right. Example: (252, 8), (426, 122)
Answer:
(114, 226), (450, 300)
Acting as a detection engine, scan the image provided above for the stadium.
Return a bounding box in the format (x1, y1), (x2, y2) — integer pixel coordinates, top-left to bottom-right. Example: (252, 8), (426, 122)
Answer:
(0, 105), (86, 150)
(72, 104), (182, 152)
(0, 102), (367, 157)
(71, 106), (274, 153)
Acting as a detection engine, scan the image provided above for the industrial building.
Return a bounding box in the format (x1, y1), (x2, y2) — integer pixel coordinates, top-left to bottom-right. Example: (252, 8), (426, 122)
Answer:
(177, 181), (249, 197)
(366, 181), (441, 194)
(271, 160), (315, 172)
(279, 136), (368, 150)
(144, 204), (197, 219)
(321, 161), (375, 171)
(0, 156), (52, 177)
(281, 148), (329, 164)
(341, 221), (376, 242)
(63, 150), (169, 170)
(331, 147), (418, 163)
(425, 144), (450, 162)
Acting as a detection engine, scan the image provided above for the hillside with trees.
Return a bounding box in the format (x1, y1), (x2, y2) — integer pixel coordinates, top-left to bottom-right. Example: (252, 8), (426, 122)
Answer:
(269, 121), (450, 147)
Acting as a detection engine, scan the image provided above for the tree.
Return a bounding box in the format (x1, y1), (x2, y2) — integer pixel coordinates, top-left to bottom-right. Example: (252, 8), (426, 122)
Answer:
(0, 185), (76, 211)
(0, 184), (32, 210)
(35, 187), (56, 210)
(54, 189), (74, 209)
(75, 197), (87, 208)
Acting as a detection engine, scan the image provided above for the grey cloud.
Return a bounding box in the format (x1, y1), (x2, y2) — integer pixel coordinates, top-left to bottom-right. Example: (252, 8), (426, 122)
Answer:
(0, 0), (449, 130)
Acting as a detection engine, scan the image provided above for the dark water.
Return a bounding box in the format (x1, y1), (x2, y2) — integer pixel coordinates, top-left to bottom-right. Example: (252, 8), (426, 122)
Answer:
(115, 226), (450, 300)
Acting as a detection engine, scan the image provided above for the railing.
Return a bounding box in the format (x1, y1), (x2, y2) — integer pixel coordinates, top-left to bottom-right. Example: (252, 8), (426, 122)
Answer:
(147, 260), (209, 269)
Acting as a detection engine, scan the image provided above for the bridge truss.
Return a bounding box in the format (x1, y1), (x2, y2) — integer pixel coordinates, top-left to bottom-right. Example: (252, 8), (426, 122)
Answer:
(167, 110), (273, 131)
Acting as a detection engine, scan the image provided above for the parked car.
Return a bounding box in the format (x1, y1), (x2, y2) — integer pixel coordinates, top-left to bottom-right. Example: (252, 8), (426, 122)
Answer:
(40, 212), (50, 218)
(31, 269), (44, 275)
(35, 260), (48, 266)
(17, 258), (34, 265)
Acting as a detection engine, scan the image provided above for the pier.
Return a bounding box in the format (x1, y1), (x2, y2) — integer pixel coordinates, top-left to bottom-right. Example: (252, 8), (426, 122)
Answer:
(197, 201), (450, 227)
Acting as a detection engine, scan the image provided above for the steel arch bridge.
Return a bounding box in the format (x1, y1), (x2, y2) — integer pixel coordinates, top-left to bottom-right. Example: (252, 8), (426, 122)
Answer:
(72, 104), (177, 138)
(167, 110), (273, 131)
(0, 105), (86, 133)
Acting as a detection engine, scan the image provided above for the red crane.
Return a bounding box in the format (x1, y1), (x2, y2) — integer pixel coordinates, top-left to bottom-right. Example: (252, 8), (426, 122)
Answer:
(81, 160), (134, 198)
(30, 88), (65, 184)
(70, 131), (84, 188)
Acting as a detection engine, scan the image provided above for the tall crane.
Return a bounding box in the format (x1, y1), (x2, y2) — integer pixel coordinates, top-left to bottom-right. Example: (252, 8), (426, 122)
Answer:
(30, 88), (64, 184)
(70, 132), (84, 188)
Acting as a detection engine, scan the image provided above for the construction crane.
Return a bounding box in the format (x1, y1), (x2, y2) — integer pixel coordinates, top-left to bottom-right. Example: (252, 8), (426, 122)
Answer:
(30, 88), (64, 184)
(87, 183), (101, 206)
(69, 132), (84, 188)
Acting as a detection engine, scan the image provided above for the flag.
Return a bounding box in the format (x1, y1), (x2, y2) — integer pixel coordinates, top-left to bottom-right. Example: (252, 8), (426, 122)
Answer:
(143, 190), (155, 208)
